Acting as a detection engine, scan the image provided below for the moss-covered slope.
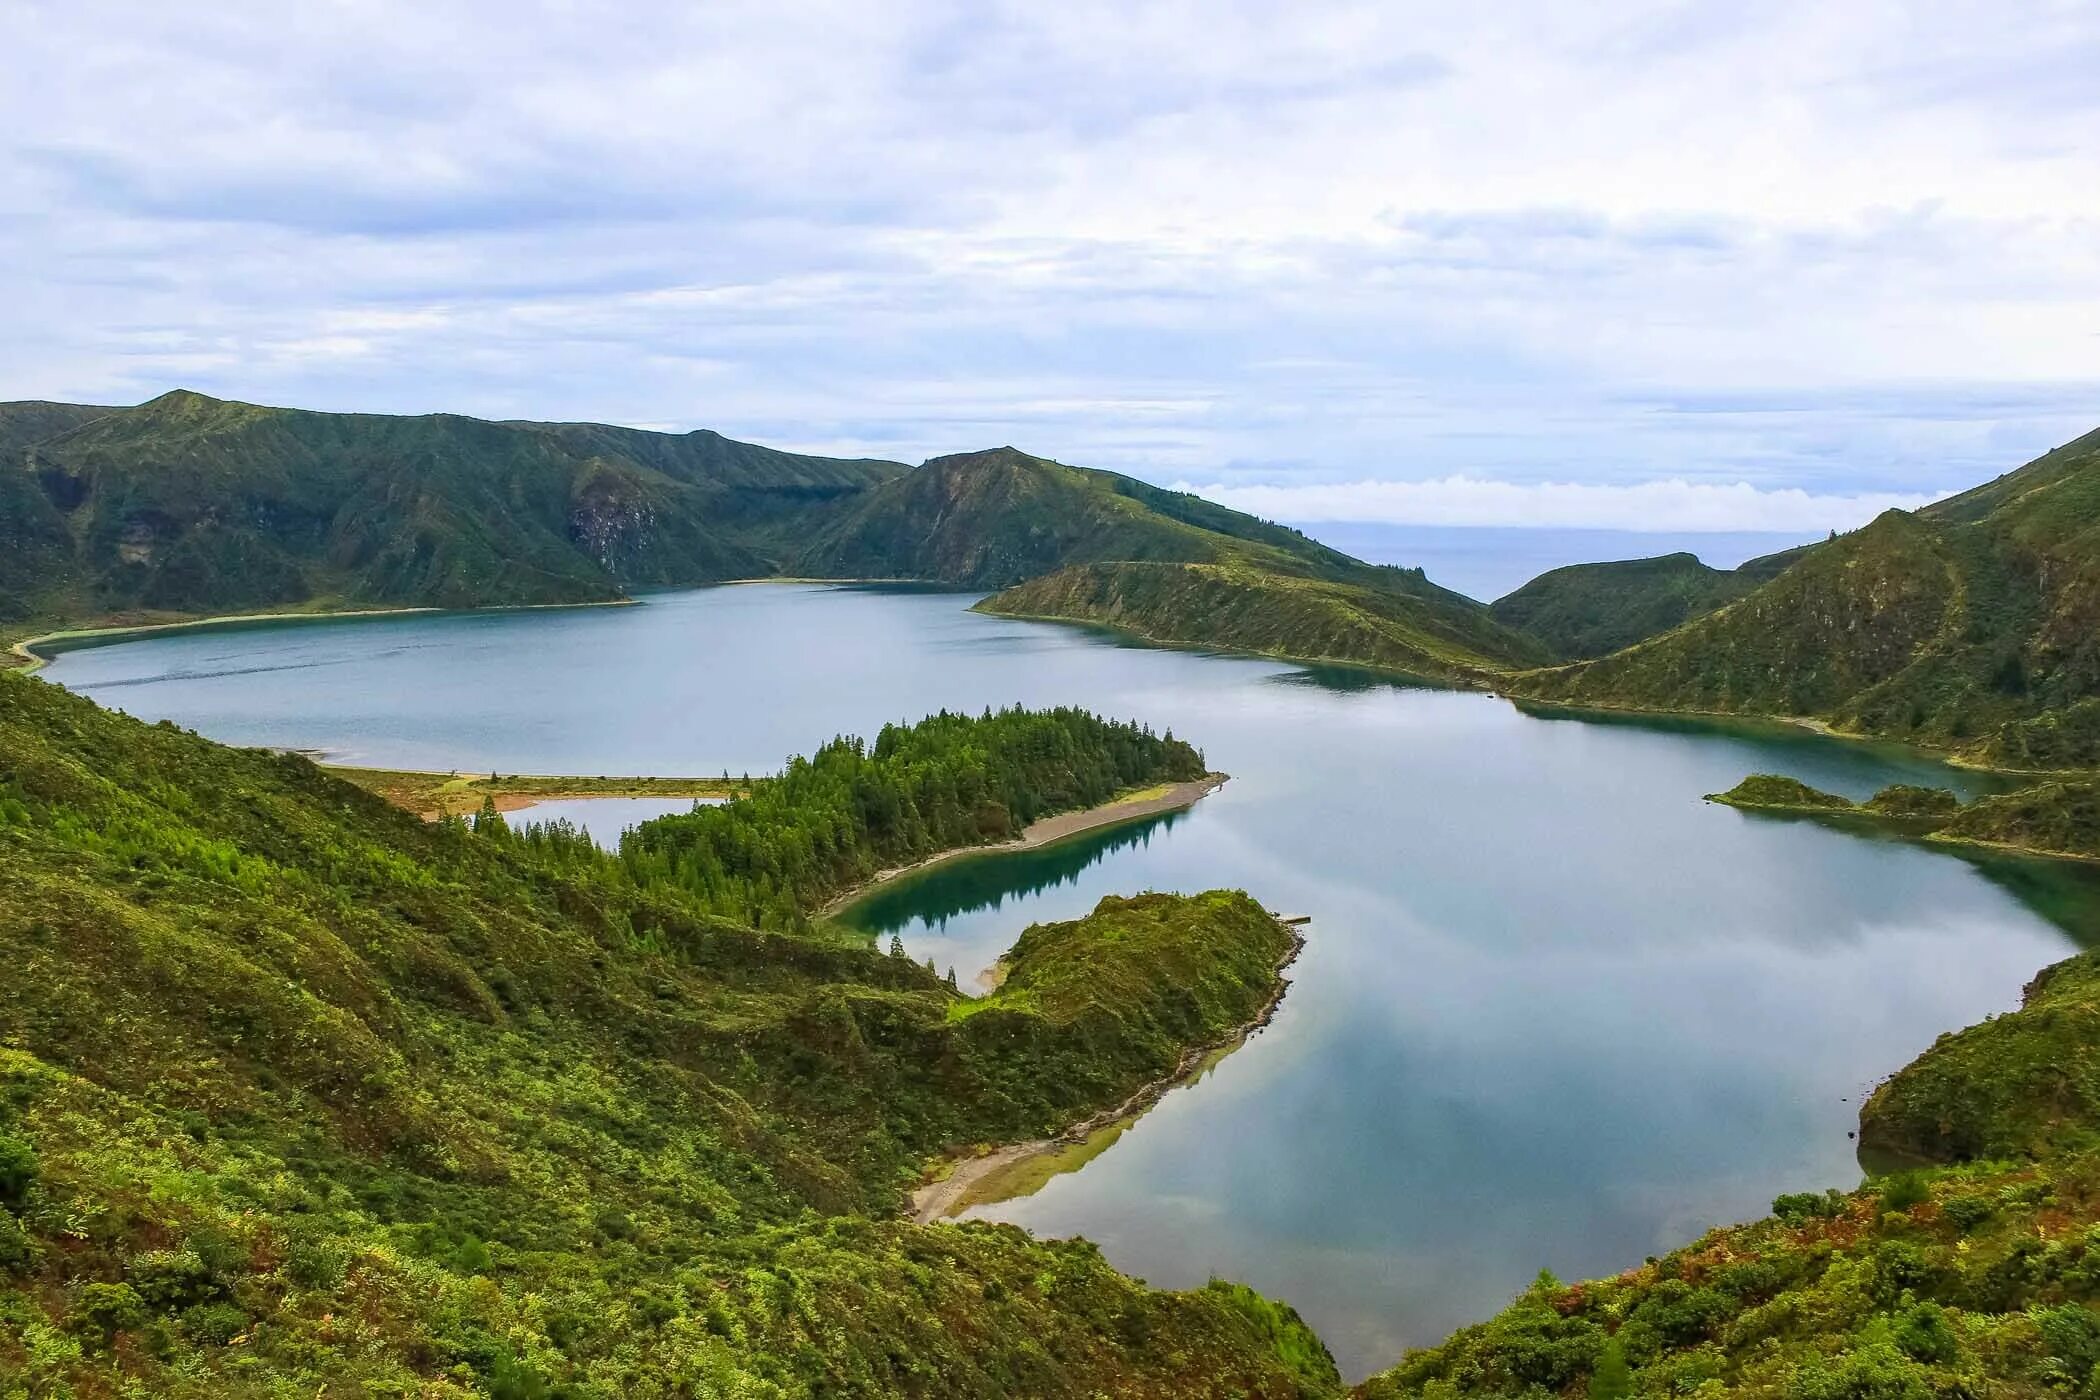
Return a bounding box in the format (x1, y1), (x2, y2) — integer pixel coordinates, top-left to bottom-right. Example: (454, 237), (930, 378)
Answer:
(0, 671), (1335, 1398)
(1510, 427), (2100, 759)
(978, 560), (1549, 678)
(1488, 551), (1761, 660)
(1859, 953), (2100, 1165)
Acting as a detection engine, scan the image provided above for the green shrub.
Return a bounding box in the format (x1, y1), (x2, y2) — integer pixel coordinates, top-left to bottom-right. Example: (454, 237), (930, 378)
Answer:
(0, 1131), (35, 1210)
(0, 1211), (31, 1273)
(69, 1282), (148, 1345)
(1942, 1194), (1995, 1232)
(176, 1300), (250, 1346)
(127, 1249), (218, 1310)
(1879, 1172), (1931, 1213)
(1774, 1189), (1848, 1224)
(1890, 1300), (1959, 1364)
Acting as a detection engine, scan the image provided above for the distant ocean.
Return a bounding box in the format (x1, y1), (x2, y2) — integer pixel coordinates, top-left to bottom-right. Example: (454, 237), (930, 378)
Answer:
(1289, 523), (1823, 604)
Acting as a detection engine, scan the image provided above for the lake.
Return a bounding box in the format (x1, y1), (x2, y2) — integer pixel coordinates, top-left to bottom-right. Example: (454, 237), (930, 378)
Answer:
(40, 583), (2099, 1378)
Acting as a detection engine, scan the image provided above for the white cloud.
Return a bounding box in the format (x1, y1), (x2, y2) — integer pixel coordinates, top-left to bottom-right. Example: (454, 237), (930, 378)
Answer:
(1176, 477), (1940, 533)
(2, 1), (2097, 513)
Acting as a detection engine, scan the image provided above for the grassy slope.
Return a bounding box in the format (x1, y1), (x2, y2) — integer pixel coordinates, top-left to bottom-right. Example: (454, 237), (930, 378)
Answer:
(1860, 952), (2100, 1165)
(977, 560), (1550, 679)
(1, 390), (907, 625)
(1487, 552), (1760, 661)
(0, 672), (1335, 1398)
(788, 446), (1354, 589)
(1510, 428), (2100, 761)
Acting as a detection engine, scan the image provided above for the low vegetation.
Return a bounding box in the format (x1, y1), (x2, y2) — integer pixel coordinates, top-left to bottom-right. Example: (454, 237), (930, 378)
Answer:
(0, 671), (1334, 1397)
(1709, 772), (2100, 861)
(979, 560), (1548, 680)
(788, 445), (1388, 591)
(0, 390), (907, 625)
(326, 765), (743, 820)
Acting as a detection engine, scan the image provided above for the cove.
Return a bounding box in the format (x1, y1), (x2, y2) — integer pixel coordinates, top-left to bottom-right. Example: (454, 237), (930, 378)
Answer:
(39, 583), (2100, 1378)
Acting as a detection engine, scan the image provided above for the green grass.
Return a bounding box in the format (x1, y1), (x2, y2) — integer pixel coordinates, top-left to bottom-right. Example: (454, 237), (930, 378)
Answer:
(325, 765), (743, 818)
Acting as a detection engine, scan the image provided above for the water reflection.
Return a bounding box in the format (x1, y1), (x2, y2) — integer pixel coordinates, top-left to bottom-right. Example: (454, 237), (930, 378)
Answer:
(836, 810), (1188, 989)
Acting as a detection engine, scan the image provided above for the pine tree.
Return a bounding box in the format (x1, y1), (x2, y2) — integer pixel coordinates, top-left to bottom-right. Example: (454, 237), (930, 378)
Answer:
(1588, 1339), (1632, 1400)
(945, 967), (958, 989)
(889, 934), (906, 959)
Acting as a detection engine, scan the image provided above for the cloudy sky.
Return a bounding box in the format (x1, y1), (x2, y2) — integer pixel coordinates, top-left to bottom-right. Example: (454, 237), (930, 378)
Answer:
(5, 1), (2097, 536)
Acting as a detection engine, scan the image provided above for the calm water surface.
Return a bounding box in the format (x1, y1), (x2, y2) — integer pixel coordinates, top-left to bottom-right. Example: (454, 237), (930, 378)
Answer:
(44, 585), (2100, 1377)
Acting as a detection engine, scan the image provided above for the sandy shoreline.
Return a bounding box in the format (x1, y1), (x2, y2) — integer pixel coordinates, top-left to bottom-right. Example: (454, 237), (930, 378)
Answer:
(821, 773), (1229, 919)
(908, 917), (1308, 1225)
(322, 763), (739, 820)
(6, 598), (648, 675)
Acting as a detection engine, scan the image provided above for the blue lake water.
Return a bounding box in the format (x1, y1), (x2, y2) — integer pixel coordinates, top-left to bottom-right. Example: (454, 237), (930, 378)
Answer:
(41, 584), (2098, 1377)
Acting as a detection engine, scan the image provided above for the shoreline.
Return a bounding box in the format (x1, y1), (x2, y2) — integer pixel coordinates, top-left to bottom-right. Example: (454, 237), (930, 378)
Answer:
(821, 773), (1229, 919)
(974, 604), (2086, 782)
(1710, 790), (2100, 869)
(7, 597), (640, 675)
(909, 917), (1307, 1226)
(971, 602), (1461, 691)
(323, 763), (740, 820)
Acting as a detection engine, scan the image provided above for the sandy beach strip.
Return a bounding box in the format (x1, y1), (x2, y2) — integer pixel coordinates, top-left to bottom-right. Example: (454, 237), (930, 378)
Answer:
(821, 772), (1229, 919)
(909, 916), (1306, 1225)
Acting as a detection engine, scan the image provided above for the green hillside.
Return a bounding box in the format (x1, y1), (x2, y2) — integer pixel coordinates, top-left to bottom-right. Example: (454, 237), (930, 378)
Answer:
(978, 560), (1550, 679)
(1, 390), (907, 624)
(1509, 427), (2100, 761)
(0, 672), (1333, 1397)
(1860, 951), (2100, 1165)
(1488, 551), (1763, 660)
(786, 445), (1377, 589)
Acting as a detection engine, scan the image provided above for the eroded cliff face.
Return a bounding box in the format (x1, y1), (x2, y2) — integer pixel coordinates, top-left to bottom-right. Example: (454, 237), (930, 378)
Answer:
(568, 468), (662, 573)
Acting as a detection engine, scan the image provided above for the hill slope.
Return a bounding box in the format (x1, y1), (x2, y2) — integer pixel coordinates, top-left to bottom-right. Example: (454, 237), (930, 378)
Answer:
(1490, 550), (1779, 660)
(979, 560), (1550, 677)
(1, 390), (907, 622)
(786, 445), (1378, 589)
(1511, 427), (2100, 761)
(0, 671), (1334, 1397)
